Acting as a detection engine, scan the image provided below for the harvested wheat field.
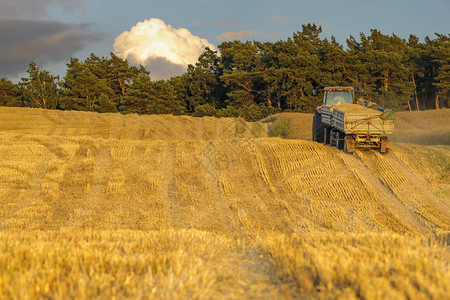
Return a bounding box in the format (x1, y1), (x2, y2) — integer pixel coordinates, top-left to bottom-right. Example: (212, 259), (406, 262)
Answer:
(0, 107), (449, 299)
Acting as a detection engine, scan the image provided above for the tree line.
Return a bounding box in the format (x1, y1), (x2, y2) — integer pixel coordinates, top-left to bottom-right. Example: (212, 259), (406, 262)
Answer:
(0, 24), (448, 121)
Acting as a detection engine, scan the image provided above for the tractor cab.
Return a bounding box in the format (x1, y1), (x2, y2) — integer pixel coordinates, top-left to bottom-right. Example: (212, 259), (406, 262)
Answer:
(323, 87), (355, 105)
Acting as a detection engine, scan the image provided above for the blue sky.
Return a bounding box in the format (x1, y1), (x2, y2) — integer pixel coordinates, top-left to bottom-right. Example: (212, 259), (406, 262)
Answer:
(1, 0), (449, 81)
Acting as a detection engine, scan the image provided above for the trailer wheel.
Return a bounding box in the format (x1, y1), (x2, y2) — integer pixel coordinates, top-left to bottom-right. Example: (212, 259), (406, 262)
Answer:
(312, 112), (324, 143)
(380, 136), (389, 154)
(330, 129), (337, 147)
(344, 135), (355, 154)
(336, 131), (345, 150)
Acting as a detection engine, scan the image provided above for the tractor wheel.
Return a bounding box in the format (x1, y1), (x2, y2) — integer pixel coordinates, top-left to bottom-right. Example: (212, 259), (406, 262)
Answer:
(323, 126), (331, 145)
(312, 112), (324, 143)
(336, 131), (344, 150)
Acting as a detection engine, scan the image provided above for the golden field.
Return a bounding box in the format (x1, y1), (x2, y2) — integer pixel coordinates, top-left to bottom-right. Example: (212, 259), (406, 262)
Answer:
(0, 107), (449, 299)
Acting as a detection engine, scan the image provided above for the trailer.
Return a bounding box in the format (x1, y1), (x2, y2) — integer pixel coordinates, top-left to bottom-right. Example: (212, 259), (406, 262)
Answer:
(312, 87), (394, 154)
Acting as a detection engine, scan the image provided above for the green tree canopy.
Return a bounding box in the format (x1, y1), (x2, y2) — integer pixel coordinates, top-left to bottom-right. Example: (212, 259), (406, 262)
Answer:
(62, 57), (114, 111)
(19, 62), (59, 109)
(0, 78), (21, 107)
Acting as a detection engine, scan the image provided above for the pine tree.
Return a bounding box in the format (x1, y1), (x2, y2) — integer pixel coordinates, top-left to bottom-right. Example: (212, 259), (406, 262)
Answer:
(359, 30), (414, 110)
(19, 62), (59, 109)
(431, 34), (450, 108)
(0, 78), (22, 107)
(62, 58), (114, 111)
(121, 73), (185, 115)
(185, 48), (222, 112)
(219, 41), (271, 107)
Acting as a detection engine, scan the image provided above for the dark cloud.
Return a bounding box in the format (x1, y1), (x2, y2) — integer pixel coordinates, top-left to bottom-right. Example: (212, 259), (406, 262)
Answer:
(0, 0), (88, 18)
(125, 53), (187, 81)
(142, 56), (187, 81)
(0, 19), (102, 77)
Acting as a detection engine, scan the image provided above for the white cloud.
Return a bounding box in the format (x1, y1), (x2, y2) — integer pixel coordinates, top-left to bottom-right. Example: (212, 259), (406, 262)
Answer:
(113, 18), (216, 80)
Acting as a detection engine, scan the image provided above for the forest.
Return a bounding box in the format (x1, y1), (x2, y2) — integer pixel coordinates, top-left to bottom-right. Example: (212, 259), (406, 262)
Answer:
(0, 24), (449, 121)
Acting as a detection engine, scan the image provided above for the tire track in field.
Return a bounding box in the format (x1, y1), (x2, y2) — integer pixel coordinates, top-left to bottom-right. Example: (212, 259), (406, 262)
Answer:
(0, 137), (56, 230)
(357, 149), (450, 232)
(165, 141), (182, 227)
(70, 139), (113, 229)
